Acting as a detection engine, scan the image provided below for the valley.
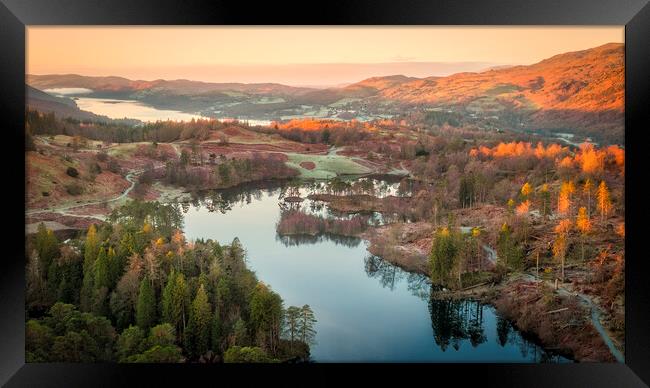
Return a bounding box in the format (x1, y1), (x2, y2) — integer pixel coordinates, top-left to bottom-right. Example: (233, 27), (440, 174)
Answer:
(25, 39), (625, 364)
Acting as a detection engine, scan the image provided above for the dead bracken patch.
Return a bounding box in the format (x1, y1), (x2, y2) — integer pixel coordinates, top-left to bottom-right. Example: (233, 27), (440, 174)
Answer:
(299, 161), (316, 170)
(491, 278), (615, 362)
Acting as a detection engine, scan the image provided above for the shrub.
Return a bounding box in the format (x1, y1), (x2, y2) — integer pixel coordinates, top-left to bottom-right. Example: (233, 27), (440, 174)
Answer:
(89, 162), (102, 175)
(66, 167), (79, 178)
(223, 346), (272, 363)
(107, 159), (121, 174)
(65, 183), (83, 196)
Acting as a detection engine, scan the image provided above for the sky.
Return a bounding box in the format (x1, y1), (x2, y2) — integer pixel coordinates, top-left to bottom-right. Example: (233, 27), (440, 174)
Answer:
(27, 26), (623, 87)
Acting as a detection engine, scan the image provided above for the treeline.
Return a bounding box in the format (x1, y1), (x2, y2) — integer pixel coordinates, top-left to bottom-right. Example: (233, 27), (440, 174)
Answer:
(160, 151), (298, 190)
(26, 108), (232, 143)
(276, 209), (370, 237)
(254, 118), (372, 146)
(26, 200), (316, 363)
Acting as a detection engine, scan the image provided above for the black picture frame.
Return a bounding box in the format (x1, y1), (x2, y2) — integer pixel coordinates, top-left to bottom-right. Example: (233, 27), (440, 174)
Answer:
(2, 0), (649, 386)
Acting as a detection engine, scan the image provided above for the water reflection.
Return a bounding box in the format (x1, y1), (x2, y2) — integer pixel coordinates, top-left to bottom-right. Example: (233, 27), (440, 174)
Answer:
(428, 298), (569, 362)
(364, 254), (431, 300)
(276, 233), (362, 248)
(180, 178), (573, 362)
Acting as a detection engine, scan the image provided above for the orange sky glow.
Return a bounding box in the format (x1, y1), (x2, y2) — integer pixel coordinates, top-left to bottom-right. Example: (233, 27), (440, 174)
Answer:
(27, 26), (623, 86)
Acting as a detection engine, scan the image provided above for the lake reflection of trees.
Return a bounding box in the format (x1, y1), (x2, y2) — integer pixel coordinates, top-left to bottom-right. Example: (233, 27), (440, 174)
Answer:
(428, 298), (487, 351)
(184, 182), (284, 214)
(428, 297), (571, 362)
(364, 254), (431, 300)
(276, 233), (362, 248)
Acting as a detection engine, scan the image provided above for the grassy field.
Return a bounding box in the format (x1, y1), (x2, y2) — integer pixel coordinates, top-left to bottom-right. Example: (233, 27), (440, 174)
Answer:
(285, 153), (373, 179)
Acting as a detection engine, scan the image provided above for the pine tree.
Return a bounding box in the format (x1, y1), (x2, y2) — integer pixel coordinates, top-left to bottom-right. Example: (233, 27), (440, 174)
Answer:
(136, 276), (156, 330)
(211, 307), (223, 353)
(284, 306), (301, 350)
(232, 318), (248, 347)
(298, 305), (317, 345)
(250, 283), (283, 354)
(94, 247), (110, 290)
(185, 285), (212, 358)
(429, 227), (460, 286)
(162, 271), (189, 340)
(26, 249), (47, 310)
(80, 224), (99, 311)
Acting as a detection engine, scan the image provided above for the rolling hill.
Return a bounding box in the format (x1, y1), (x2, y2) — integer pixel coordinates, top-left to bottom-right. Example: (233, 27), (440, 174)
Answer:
(26, 43), (624, 143)
(26, 85), (141, 125)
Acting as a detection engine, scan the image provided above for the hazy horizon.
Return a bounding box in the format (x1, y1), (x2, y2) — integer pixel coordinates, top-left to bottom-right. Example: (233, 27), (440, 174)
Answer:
(27, 26), (623, 87)
(27, 61), (511, 88)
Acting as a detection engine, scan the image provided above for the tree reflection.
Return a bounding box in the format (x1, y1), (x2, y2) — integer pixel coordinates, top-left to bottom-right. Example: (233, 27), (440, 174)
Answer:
(427, 297), (570, 361)
(428, 298), (487, 351)
(364, 254), (403, 291)
(364, 254), (431, 299)
(276, 233), (362, 248)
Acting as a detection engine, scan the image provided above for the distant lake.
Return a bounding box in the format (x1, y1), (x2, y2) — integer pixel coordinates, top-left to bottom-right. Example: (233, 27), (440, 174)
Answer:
(70, 95), (273, 126)
(44, 87), (94, 95)
(181, 180), (572, 362)
(74, 97), (206, 123)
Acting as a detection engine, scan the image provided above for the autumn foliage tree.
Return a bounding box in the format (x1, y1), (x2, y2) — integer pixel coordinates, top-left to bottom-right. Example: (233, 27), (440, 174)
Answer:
(576, 207), (592, 262)
(557, 181), (575, 216)
(553, 219), (573, 283)
(597, 181), (612, 222)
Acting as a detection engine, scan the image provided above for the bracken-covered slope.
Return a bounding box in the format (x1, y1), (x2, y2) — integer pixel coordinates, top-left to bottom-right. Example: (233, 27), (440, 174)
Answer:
(370, 43), (623, 113)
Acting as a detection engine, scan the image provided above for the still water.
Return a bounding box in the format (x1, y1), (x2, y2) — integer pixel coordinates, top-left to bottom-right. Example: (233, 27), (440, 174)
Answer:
(45, 89), (273, 125)
(180, 181), (571, 362)
(74, 97), (205, 122)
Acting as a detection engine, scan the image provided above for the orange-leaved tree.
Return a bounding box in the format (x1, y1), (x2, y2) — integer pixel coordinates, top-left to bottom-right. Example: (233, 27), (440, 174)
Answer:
(576, 207), (592, 262)
(597, 181), (612, 222)
(553, 219), (573, 283)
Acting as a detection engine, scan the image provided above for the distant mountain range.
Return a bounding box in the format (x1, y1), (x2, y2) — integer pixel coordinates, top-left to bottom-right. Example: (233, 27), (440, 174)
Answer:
(26, 43), (624, 143)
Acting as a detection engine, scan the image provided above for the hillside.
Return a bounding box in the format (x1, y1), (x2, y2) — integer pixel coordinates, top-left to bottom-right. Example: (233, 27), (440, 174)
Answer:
(26, 43), (624, 143)
(26, 85), (141, 125)
(27, 74), (316, 97)
(350, 43), (624, 142)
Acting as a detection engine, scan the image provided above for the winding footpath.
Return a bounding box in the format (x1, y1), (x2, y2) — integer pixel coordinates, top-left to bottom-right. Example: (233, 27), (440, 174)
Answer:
(518, 273), (624, 363)
(26, 169), (141, 220)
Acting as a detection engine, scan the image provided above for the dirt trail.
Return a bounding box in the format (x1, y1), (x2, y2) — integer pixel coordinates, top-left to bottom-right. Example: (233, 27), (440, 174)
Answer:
(26, 169), (141, 220)
(518, 273), (624, 362)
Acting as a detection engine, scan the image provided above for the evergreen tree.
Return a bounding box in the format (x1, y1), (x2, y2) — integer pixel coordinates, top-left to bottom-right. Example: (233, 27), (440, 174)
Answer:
(162, 271), (189, 340)
(136, 277), (156, 330)
(298, 304), (317, 345)
(232, 317), (248, 347)
(211, 307), (224, 352)
(185, 285), (212, 358)
(284, 306), (301, 349)
(94, 247), (110, 290)
(81, 224), (100, 311)
(116, 325), (145, 362)
(250, 283), (283, 354)
(429, 227), (460, 286)
(34, 223), (60, 277)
